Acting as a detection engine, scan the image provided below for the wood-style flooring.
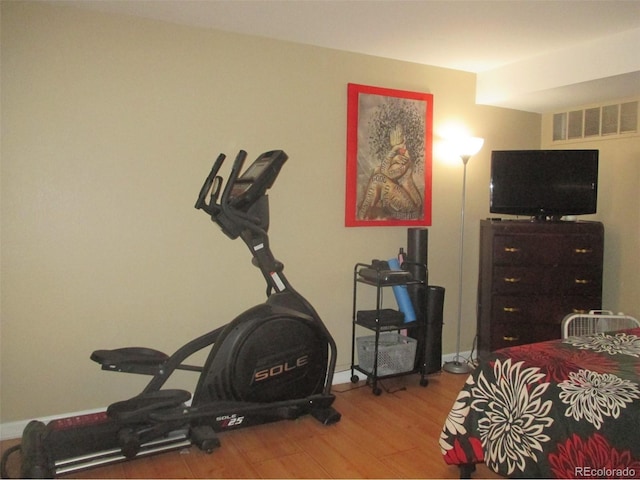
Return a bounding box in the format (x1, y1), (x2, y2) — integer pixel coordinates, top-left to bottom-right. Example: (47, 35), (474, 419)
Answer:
(1, 371), (502, 478)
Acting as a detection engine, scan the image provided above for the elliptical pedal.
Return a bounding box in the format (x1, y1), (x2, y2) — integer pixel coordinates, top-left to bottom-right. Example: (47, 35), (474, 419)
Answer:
(91, 347), (169, 375)
(107, 389), (191, 423)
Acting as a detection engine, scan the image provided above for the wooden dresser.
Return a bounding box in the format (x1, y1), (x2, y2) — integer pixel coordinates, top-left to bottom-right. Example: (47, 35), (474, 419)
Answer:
(477, 219), (604, 359)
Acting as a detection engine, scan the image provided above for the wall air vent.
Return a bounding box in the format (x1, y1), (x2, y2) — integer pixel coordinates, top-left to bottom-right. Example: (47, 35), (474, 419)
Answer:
(553, 100), (638, 142)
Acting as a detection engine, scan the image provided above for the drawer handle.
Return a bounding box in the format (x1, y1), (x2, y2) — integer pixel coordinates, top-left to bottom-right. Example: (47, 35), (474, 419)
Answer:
(574, 278), (590, 284)
(574, 248), (593, 254)
(504, 247), (520, 253)
(503, 307), (520, 313)
(503, 277), (521, 283)
(503, 335), (519, 342)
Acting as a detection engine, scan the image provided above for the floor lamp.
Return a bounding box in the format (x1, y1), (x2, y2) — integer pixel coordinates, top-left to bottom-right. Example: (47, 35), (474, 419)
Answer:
(443, 136), (484, 374)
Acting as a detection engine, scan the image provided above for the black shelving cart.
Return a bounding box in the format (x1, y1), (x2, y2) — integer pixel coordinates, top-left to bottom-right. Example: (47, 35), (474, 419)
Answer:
(350, 261), (429, 395)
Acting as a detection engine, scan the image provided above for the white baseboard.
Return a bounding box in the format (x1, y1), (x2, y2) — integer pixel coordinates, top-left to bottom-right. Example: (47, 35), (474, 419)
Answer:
(1, 351), (469, 441)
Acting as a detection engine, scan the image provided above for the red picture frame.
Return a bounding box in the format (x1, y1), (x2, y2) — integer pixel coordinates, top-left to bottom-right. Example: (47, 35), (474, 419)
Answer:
(345, 83), (433, 227)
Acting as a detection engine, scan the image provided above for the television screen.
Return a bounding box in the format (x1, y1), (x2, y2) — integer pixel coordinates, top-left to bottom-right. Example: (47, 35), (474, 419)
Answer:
(490, 150), (598, 219)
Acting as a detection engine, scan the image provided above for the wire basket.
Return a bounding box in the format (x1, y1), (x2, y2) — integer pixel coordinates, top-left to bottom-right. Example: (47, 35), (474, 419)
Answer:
(357, 332), (417, 376)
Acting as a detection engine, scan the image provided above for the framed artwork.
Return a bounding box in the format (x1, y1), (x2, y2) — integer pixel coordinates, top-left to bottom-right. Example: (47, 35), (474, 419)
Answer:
(345, 83), (433, 227)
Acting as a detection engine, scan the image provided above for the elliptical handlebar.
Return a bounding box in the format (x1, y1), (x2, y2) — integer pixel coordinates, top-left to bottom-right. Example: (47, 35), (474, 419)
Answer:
(194, 153), (226, 216)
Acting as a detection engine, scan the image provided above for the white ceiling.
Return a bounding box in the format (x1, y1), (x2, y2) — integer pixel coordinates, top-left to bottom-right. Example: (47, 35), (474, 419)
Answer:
(61, 0), (640, 113)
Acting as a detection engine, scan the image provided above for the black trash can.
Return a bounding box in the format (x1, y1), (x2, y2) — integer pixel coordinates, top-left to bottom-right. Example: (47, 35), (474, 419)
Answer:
(423, 285), (445, 374)
(405, 284), (444, 375)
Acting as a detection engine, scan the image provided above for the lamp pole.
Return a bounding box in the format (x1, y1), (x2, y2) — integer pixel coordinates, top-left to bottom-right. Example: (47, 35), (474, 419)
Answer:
(443, 137), (483, 374)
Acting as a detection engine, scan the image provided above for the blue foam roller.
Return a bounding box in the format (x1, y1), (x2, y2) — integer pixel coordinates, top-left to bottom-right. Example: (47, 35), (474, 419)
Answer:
(388, 258), (416, 323)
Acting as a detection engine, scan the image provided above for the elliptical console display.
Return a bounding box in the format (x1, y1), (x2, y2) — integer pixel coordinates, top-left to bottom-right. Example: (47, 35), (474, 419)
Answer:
(2, 150), (340, 479)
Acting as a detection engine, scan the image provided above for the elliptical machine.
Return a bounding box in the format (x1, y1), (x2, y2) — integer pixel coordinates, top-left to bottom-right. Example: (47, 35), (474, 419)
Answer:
(2, 149), (340, 478)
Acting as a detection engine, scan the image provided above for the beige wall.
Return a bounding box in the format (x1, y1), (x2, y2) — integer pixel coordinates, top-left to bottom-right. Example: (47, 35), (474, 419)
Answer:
(2, 1), (544, 421)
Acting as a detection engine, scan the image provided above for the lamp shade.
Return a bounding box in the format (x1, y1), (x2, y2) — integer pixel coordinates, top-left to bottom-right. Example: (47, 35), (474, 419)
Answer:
(458, 137), (484, 158)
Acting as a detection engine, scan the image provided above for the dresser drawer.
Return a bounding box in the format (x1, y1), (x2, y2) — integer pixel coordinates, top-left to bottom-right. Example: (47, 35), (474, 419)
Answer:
(559, 266), (603, 295)
(492, 267), (551, 293)
(490, 322), (561, 350)
(492, 295), (602, 325)
(492, 265), (602, 295)
(564, 238), (604, 265)
(493, 234), (603, 266)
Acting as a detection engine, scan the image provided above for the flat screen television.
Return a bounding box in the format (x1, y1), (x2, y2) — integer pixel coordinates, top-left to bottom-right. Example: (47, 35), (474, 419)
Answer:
(490, 149), (598, 220)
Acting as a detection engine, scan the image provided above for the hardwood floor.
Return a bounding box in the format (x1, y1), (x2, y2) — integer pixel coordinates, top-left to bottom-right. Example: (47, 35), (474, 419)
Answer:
(1, 371), (503, 478)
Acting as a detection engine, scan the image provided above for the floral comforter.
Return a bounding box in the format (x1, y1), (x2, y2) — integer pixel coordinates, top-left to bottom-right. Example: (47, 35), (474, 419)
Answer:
(440, 328), (640, 478)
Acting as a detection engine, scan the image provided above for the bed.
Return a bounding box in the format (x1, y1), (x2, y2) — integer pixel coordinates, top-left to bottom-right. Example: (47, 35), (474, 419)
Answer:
(440, 327), (640, 478)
